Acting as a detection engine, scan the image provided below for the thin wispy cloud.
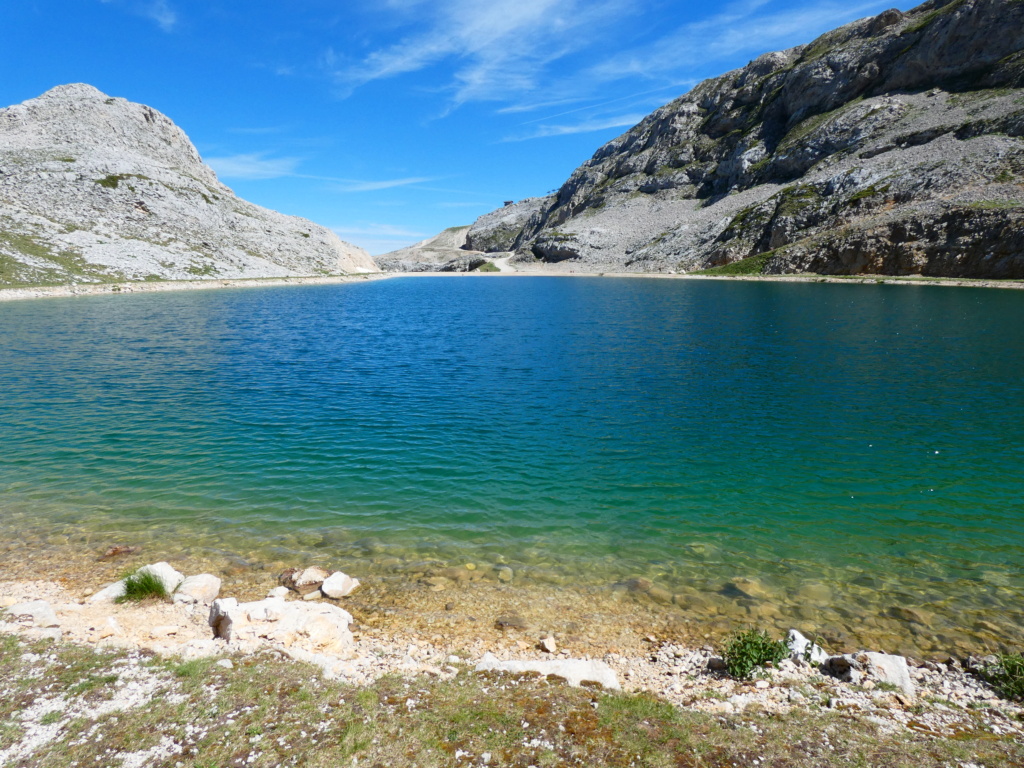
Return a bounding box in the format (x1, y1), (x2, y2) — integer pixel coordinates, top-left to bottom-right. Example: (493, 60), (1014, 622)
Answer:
(332, 0), (630, 108)
(504, 113), (648, 142)
(206, 153), (301, 180)
(332, 224), (429, 238)
(328, 177), (434, 193)
(588, 0), (888, 83)
(100, 0), (177, 32)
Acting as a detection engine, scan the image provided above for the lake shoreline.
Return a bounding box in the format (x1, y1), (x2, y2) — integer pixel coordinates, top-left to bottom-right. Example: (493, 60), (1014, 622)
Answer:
(2, 546), (1023, 765)
(2, 269), (1023, 303)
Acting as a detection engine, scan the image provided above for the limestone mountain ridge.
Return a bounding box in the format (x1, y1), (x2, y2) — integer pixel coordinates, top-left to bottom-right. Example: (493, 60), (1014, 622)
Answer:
(0, 84), (377, 285)
(457, 0), (1024, 278)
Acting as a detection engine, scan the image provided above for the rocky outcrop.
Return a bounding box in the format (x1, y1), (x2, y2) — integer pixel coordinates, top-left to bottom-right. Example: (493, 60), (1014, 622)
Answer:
(0, 84), (376, 285)
(208, 596), (355, 657)
(465, 197), (553, 252)
(469, 0), (1024, 276)
(375, 225), (493, 272)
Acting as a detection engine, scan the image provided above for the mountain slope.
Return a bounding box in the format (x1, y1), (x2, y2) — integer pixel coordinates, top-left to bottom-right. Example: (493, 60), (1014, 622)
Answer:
(0, 84), (377, 286)
(467, 0), (1024, 277)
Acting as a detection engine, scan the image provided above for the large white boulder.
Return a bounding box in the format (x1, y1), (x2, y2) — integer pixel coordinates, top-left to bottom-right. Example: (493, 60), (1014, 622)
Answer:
(173, 574), (221, 605)
(6, 600), (59, 628)
(321, 571), (360, 599)
(474, 652), (620, 690)
(208, 596), (354, 656)
(862, 652), (916, 698)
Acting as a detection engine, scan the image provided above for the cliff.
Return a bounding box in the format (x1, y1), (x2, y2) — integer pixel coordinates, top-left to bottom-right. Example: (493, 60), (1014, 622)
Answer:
(0, 84), (377, 286)
(468, 0), (1024, 277)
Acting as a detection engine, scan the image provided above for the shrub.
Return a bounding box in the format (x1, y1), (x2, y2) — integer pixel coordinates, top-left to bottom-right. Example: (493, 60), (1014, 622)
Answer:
(115, 570), (170, 603)
(722, 629), (788, 679)
(980, 654), (1024, 702)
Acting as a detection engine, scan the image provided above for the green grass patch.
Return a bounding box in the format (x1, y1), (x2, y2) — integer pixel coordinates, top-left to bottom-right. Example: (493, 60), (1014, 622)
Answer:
(115, 569), (170, 603)
(967, 199), (1022, 210)
(722, 628), (789, 679)
(696, 251), (775, 276)
(94, 173), (149, 190)
(980, 653), (1024, 701)
(475, 261), (500, 273)
(849, 183), (891, 203)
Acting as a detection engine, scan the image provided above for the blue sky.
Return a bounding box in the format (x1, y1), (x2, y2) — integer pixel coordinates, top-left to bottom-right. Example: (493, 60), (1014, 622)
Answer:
(2, 0), (901, 254)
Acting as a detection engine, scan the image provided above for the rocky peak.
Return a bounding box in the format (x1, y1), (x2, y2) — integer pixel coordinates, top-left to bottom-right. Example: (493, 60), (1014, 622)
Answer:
(0, 85), (376, 285)
(0, 83), (216, 186)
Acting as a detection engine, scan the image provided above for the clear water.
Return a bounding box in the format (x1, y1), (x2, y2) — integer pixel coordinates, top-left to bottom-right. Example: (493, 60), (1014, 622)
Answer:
(1, 277), (1022, 653)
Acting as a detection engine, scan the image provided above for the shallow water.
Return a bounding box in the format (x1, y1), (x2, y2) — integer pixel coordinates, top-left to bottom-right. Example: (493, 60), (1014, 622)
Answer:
(1, 277), (1022, 654)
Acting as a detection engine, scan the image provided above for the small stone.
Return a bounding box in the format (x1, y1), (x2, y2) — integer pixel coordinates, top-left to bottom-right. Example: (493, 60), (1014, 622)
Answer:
(625, 578), (653, 593)
(755, 680), (770, 689)
(303, 590), (322, 601)
(465, 563), (476, 571)
(495, 614), (528, 631)
(707, 657), (727, 671)
(149, 625), (178, 638)
(540, 637), (558, 654)
(445, 602), (455, 612)
(0, 596), (18, 609)
(267, 586), (289, 599)
(496, 567), (514, 583)
(216, 659), (234, 669)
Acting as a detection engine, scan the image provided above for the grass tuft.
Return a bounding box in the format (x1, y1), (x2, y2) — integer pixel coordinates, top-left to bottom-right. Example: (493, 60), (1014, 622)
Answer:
(722, 628), (788, 679)
(115, 569), (170, 603)
(980, 654), (1024, 702)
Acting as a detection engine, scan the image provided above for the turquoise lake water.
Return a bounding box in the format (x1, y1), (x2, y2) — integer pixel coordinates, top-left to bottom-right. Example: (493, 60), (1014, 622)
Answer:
(1, 277), (1022, 652)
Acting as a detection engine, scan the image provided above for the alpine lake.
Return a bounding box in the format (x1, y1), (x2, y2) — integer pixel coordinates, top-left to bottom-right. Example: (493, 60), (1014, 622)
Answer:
(1, 276), (1021, 658)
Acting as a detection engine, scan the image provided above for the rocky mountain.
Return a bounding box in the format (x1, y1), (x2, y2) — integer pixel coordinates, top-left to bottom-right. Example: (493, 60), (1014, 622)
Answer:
(0, 84), (376, 286)
(463, 0), (1024, 278)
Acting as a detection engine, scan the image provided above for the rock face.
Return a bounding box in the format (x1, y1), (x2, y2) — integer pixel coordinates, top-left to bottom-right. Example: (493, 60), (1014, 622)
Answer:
(465, 197), (553, 253)
(0, 84), (377, 285)
(469, 0), (1024, 277)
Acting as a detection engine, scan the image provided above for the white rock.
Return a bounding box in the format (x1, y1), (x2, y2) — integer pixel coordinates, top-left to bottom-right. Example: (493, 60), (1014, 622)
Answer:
(208, 597), (354, 656)
(540, 636), (557, 654)
(0, 596), (19, 608)
(173, 574), (221, 604)
(787, 629), (829, 665)
(267, 586), (290, 599)
(321, 571), (361, 599)
(89, 580), (127, 603)
(293, 566), (331, 587)
(863, 652), (916, 698)
(216, 659), (234, 669)
(7, 600), (60, 628)
(136, 562), (184, 594)
(474, 652), (620, 690)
